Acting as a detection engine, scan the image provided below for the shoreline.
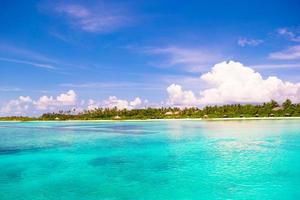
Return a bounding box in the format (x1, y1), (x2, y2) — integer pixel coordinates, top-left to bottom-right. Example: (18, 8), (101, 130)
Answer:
(1, 117), (300, 122)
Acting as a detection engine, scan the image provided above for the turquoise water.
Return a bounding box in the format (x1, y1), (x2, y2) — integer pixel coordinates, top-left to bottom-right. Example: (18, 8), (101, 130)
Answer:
(0, 120), (300, 200)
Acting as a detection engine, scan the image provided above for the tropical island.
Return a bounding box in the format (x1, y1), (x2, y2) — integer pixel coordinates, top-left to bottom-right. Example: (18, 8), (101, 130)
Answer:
(1, 99), (300, 121)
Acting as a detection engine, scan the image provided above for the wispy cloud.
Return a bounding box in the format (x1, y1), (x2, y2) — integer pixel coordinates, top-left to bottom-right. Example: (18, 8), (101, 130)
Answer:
(0, 43), (61, 70)
(49, 31), (75, 44)
(251, 62), (300, 69)
(237, 37), (263, 47)
(54, 2), (133, 33)
(0, 57), (57, 70)
(267, 27), (300, 60)
(277, 27), (300, 42)
(269, 45), (300, 60)
(0, 43), (57, 63)
(60, 81), (164, 91)
(0, 86), (22, 92)
(0, 43), (92, 72)
(60, 82), (132, 89)
(143, 46), (222, 72)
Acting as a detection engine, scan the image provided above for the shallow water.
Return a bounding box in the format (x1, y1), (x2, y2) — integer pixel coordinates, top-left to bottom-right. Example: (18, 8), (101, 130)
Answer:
(0, 120), (300, 200)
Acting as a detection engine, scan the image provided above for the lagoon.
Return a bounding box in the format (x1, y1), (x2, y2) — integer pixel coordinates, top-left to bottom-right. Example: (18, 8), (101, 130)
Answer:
(0, 120), (300, 200)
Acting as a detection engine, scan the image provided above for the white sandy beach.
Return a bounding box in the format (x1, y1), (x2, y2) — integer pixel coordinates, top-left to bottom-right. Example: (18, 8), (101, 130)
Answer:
(2, 117), (300, 123)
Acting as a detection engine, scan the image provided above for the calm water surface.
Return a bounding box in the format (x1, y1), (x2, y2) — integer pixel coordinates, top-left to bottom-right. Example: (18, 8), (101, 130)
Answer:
(0, 120), (300, 200)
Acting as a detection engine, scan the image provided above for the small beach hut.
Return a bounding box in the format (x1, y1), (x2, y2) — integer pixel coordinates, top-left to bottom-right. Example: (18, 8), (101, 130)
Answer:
(174, 111), (180, 115)
(165, 111), (173, 115)
(113, 115), (121, 120)
(272, 106), (283, 111)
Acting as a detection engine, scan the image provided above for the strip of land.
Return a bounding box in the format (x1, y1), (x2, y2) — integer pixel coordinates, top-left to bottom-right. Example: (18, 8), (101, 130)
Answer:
(1, 99), (299, 121)
(1, 117), (300, 123)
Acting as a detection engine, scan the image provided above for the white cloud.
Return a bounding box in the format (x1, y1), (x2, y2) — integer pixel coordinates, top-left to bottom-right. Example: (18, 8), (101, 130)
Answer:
(35, 90), (77, 110)
(19, 96), (32, 103)
(35, 96), (54, 110)
(86, 99), (97, 110)
(277, 28), (300, 42)
(198, 61), (300, 104)
(0, 96), (33, 115)
(238, 38), (263, 47)
(0, 89), (146, 116)
(144, 46), (222, 72)
(103, 96), (131, 109)
(88, 96), (144, 110)
(0, 90), (77, 116)
(269, 45), (300, 60)
(57, 90), (77, 105)
(166, 84), (198, 107)
(166, 61), (300, 106)
(3, 60), (300, 115)
(130, 97), (142, 107)
(55, 3), (132, 33)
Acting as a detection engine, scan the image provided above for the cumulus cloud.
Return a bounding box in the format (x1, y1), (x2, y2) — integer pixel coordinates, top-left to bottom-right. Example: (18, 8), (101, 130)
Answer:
(35, 90), (76, 110)
(198, 61), (300, 104)
(166, 84), (198, 107)
(0, 90), (77, 116)
(3, 61), (300, 115)
(57, 90), (77, 105)
(130, 97), (142, 107)
(0, 89), (147, 116)
(0, 96), (33, 115)
(103, 96), (132, 109)
(269, 45), (300, 60)
(88, 96), (144, 110)
(54, 3), (132, 33)
(238, 38), (263, 47)
(166, 61), (300, 106)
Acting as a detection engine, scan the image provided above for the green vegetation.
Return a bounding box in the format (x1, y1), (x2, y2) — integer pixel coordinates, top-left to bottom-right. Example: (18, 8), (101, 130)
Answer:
(1, 99), (300, 121)
(0, 116), (36, 121)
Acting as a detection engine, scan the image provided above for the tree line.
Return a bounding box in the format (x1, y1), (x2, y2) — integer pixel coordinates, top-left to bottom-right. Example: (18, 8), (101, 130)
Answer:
(1, 99), (300, 121)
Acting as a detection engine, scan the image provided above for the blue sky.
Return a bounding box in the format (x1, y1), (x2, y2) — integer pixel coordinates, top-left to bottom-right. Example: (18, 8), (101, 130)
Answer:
(1, 0), (300, 115)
